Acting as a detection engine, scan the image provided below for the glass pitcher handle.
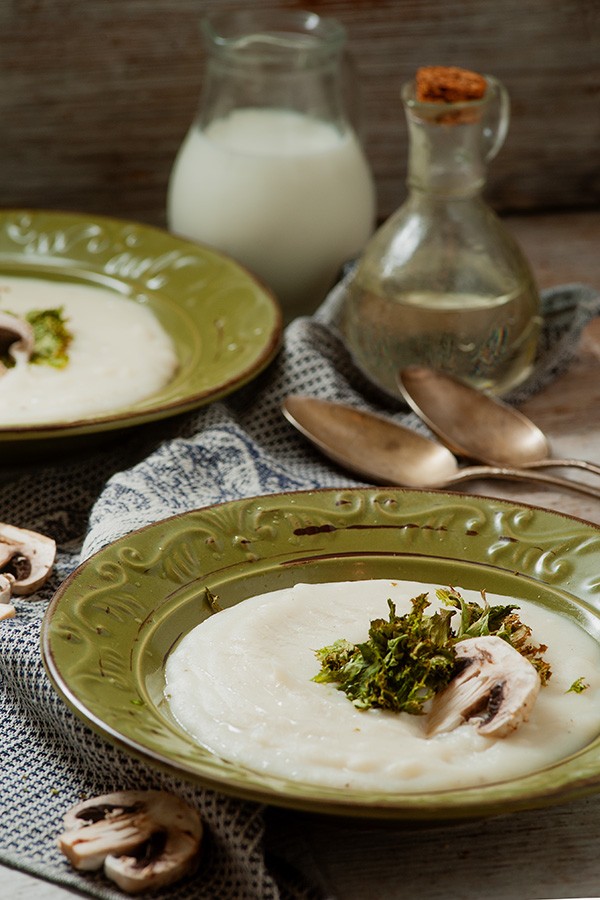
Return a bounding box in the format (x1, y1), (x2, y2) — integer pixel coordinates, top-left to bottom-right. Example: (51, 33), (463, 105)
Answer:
(482, 75), (510, 162)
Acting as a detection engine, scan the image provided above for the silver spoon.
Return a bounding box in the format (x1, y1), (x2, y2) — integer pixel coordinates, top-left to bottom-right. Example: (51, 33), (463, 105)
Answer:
(282, 394), (600, 499)
(398, 365), (600, 478)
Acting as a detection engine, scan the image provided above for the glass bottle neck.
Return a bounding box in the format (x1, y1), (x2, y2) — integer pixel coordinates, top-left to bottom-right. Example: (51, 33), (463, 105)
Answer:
(405, 112), (488, 198)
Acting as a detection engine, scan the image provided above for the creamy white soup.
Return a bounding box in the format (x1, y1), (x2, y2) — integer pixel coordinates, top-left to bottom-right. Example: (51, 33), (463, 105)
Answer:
(164, 579), (600, 793)
(0, 276), (178, 425)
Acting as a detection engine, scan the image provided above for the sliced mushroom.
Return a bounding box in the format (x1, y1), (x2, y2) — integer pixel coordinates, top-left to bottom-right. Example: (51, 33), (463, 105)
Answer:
(427, 635), (541, 739)
(57, 790), (203, 895)
(0, 572), (15, 603)
(0, 523), (56, 595)
(0, 603), (16, 621)
(0, 311), (34, 373)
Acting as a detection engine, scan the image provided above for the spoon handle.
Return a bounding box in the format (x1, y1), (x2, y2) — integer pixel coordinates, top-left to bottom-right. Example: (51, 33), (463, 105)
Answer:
(449, 464), (600, 499)
(519, 458), (600, 478)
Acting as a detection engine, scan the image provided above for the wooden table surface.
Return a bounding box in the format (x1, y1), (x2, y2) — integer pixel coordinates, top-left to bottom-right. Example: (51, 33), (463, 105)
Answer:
(3, 0), (598, 225)
(2, 209), (599, 899)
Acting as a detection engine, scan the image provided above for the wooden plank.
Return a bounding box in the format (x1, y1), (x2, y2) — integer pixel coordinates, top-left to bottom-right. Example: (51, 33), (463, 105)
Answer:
(505, 210), (600, 290)
(0, 0), (598, 228)
(0, 866), (80, 900)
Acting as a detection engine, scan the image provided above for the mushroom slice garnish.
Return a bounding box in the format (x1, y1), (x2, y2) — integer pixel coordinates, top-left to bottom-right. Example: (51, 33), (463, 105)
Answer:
(0, 603), (16, 621)
(0, 523), (56, 595)
(427, 635), (541, 739)
(0, 572), (15, 603)
(0, 311), (34, 372)
(57, 790), (203, 895)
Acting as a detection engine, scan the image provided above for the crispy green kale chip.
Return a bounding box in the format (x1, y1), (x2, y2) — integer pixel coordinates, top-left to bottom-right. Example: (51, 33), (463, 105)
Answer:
(204, 586), (223, 613)
(0, 307), (72, 369)
(313, 587), (552, 714)
(314, 594), (456, 714)
(27, 308), (72, 368)
(567, 677), (589, 694)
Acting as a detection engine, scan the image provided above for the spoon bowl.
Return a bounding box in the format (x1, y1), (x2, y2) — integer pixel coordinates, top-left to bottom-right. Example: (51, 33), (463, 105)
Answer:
(398, 366), (600, 477)
(282, 395), (600, 499)
(283, 394), (457, 487)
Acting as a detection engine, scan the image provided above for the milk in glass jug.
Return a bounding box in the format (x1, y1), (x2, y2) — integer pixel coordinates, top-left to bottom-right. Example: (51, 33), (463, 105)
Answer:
(167, 10), (376, 321)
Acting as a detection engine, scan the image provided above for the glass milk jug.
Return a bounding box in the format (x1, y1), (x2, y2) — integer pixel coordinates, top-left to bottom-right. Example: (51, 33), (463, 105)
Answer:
(167, 10), (376, 322)
(339, 71), (541, 397)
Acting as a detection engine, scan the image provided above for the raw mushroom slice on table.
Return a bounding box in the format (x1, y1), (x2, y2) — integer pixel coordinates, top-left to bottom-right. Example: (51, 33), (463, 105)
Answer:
(0, 523), (56, 596)
(57, 790), (203, 894)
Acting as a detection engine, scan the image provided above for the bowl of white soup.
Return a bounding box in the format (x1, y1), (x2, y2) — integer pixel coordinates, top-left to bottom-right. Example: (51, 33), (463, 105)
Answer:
(0, 209), (281, 458)
(42, 487), (600, 819)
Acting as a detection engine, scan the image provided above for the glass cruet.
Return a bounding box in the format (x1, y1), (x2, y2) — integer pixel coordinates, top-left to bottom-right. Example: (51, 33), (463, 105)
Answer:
(338, 72), (542, 398)
(167, 9), (375, 322)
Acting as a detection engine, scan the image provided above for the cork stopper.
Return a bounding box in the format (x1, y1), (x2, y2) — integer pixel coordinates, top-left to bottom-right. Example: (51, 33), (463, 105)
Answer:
(416, 66), (487, 103)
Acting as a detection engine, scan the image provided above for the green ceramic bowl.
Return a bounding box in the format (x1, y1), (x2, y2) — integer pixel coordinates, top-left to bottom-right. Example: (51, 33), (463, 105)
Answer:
(41, 487), (600, 820)
(0, 209), (282, 456)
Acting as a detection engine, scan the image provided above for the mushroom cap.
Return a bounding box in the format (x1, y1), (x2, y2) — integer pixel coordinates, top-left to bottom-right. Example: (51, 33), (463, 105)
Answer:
(0, 573), (15, 603)
(427, 635), (541, 739)
(58, 790), (203, 894)
(0, 311), (34, 369)
(104, 820), (202, 894)
(0, 603), (16, 621)
(0, 523), (56, 595)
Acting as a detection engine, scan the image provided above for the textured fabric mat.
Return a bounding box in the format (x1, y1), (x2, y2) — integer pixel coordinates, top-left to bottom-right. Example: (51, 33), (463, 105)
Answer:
(0, 282), (598, 899)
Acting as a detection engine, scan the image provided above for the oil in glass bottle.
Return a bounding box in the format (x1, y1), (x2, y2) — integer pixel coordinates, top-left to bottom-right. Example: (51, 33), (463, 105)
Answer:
(339, 66), (541, 398)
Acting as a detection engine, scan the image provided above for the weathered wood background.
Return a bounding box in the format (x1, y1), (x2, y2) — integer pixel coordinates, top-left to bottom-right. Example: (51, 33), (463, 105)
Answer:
(1, 0), (598, 228)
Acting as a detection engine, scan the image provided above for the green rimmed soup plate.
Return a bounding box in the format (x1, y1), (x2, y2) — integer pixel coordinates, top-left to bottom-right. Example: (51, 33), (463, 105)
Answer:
(42, 487), (600, 819)
(0, 209), (281, 458)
